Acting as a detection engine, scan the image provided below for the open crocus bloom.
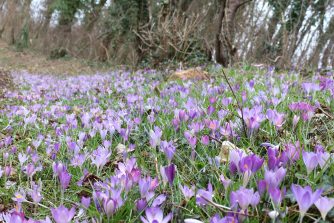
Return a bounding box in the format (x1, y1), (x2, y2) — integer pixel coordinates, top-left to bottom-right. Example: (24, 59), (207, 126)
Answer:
(140, 207), (173, 223)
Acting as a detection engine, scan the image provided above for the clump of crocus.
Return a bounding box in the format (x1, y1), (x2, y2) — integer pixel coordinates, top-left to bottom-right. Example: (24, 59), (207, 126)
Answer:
(29, 181), (43, 204)
(184, 130), (197, 160)
(229, 149), (247, 174)
(91, 146), (111, 172)
(266, 109), (285, 129)
(264, 144), (288, 170)
(291, 184), (322, 222)
(301, 82), (320, 95)
(93, 189), (124, 218)
(230, 187), (260, 211)
(235, 153), (264, 186)
(240, 106), (265, 134)
(283, 141), (301, 163)
(289, 102), (315, 121)
(302, 150), (332, 175)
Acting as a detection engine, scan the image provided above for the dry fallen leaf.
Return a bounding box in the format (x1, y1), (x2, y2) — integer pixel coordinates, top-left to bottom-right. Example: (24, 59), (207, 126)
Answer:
(116, 143), (135, 155)
(218, 141), (251, 163)
(168, 68), (210, 81)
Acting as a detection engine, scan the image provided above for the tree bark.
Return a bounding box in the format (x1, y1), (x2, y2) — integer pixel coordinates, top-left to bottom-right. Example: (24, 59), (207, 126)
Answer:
(215, 0), (250, 67)
(308, 16), (334, 67)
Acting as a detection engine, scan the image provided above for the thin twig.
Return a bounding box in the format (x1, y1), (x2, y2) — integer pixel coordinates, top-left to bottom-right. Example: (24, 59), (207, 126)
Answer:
(208, 135), (223, 144)
(221, 68), (248, 138)
(201, 196), (257, 217)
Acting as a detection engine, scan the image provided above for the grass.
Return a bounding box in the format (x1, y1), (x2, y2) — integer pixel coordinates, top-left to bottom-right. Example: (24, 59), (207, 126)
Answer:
(0, 65), (333, 222)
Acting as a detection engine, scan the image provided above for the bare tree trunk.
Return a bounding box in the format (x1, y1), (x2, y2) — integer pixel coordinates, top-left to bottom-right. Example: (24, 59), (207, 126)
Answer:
(41, 0), (55, 33)
(215, 0), (250, 67)
(215, 0), (227, 66)
(321, 39), (333, 68)
(309, 16), (334, 67)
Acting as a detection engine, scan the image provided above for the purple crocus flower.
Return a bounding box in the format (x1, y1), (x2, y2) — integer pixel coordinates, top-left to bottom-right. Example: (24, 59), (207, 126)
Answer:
(196, 183), (213, 206)
(152, 194), (166, 207)
(230, 187), (260, 210)
(268, 187), (285, 207)
(314, 196), (334, 220)
(289, 102), (315, 121)
(137, 199), (147, 212)
(257, 180), (267, 196)
(229, 149), (247, 174)
(184, 131), (197, 159)
(0, 167), (4, 178)
(160, 164), (176, 186)
(140, 207), (173, 223)
(201, 135), (210, 145)
(81, 196), (91, 209)
(240, 106), (265, 132)
(25, 163), (36, 178)
(139, 176), (158, 201)
(207, 120), (219, 131)
(239, 154), (264, 186)
(18, 153), (28, 166)
(29, 181), (43, 203)
(176, 109), (188, 122)
(12, 191), (26, 203)
(292, 115), (300, 128)
(103, 198), (117, 217)
(52, 162), (66, 177)
(149, 126), (162, 148)
(263, 143), (289, 170)
(180, 185), (195, 200)
(302, 151), (318, 174)
(317, 151), (331, 169)
(264, 167), (286, 190)
(58, 168), (71, 190)
(302, 82), (320, 94)
(239, 154), (264, 173)
(4, 165), (12, 177)
(220, 175), (231, 190)
(160, 141), (176, 162)
(210, 214), (238, 223)
(51, 205), (76, 223)
(8, 212), (26, 223)
(291, 184), (322, 220)
(284, 141), (301, 163)
(70, 153), (86, 167)
(184, 131), (197, 148)
(266, 109), (285, 129)
(91, 146), (111, 170)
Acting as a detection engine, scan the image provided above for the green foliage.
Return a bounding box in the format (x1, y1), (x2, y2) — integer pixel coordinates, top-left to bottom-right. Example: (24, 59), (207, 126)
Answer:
(285, 0), (310, 32)
(52, 0), (82, 25)
(105, 0), (139, 37)
(15, 23), (29, 51)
